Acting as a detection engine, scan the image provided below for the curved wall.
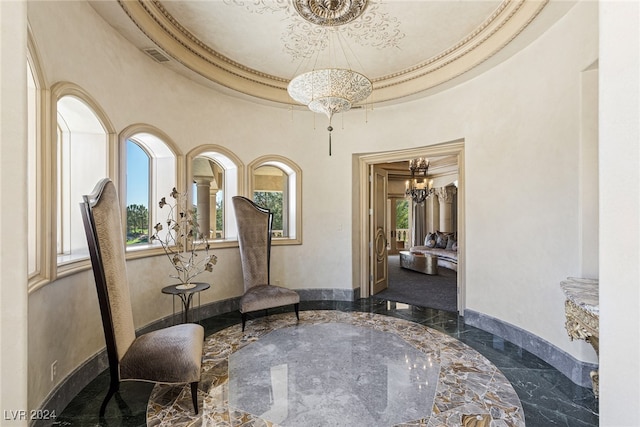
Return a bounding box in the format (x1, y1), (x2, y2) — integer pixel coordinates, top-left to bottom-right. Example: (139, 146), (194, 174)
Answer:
(26, 0), (600, 414)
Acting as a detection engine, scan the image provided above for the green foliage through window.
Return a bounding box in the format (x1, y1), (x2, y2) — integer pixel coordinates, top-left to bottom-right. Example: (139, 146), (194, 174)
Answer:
(126, 204), (149, 244)
(253, 191), (283, 232)
(216, 194), (223, 238)
(396, 199), (409, 229)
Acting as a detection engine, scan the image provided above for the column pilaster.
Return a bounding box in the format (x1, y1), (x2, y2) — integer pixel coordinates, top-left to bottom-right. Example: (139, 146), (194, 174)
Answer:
(436, 186), (457, 232)
(194, 177), (212, 238)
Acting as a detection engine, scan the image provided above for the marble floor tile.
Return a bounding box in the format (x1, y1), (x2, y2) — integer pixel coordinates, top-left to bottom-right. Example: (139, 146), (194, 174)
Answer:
(54, 300), (598, 427)
(147, 311), (525, 426)
(228, 323), (440, 426)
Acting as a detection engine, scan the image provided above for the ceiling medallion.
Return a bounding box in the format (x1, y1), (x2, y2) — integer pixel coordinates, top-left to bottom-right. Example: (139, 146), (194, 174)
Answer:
(292, 0), (368, 26)
(222, 0), (403, 61)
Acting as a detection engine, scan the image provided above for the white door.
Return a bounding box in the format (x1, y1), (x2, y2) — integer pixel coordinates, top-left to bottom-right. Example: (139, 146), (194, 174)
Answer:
(370, 165), (388, 295)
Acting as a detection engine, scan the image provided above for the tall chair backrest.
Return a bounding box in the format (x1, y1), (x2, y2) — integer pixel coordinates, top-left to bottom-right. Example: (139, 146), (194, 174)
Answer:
(81, 178), (136, 369)
(232, 196), (272, 291)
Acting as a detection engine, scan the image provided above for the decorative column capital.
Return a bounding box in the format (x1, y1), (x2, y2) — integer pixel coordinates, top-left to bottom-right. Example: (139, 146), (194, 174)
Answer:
(435, 186), (457, 203)
(193, 176), (213, 186)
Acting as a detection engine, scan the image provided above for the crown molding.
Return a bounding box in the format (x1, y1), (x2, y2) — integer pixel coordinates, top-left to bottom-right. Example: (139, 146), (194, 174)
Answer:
(118, 0), (548, 106)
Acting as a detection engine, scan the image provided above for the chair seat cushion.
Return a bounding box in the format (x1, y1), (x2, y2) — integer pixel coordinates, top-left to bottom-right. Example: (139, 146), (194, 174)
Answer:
(119, 323), (204, 384)
(240, 285), (300, 314)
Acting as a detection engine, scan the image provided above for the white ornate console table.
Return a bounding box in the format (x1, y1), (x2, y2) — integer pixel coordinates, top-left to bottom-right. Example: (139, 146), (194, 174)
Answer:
(560, 277), (599, 396)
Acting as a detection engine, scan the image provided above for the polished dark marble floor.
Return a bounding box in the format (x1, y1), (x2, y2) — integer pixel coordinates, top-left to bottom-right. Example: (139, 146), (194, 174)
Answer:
(54, 299), (599, 426)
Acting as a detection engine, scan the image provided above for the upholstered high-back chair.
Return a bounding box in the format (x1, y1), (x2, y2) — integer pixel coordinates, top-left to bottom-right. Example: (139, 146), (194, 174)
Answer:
(81, 178), (204, 416)
(232, 196), (299, 331)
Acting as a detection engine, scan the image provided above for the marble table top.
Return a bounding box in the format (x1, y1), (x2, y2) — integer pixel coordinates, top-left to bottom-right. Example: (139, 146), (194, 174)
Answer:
(147, 310), (525, 426)
(560, 277), (599, 316)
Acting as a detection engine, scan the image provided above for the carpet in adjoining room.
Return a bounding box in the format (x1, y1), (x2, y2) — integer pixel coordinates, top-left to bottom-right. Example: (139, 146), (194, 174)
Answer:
(374, 254), (457, 312)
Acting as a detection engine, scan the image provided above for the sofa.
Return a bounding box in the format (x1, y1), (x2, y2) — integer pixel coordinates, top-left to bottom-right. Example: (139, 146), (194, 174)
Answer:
(408, 231), (458, 272)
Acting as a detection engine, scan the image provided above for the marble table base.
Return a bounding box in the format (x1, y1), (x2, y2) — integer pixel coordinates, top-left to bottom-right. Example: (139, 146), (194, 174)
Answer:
(147, 311), (525, 426)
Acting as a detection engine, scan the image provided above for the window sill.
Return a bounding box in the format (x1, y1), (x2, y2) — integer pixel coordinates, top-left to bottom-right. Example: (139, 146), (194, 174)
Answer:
(125, 239), (240, 260)
(272, 237), (302, 246)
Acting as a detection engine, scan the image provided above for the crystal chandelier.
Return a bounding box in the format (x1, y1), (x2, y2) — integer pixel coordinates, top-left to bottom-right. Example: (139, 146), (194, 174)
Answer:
(288, 67), (372, 119)
(405, 158), (435, 204)
(287, 0), (373, 155)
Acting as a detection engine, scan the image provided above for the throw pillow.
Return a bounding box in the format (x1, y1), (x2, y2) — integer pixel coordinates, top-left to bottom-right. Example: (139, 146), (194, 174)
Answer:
(452, 242), (458, 251)
(424, 232), (434, 246)
(435, 231), (448, 249)
(425, 239), (436, 248)
(446, 236), (456, 251)
(424, 233), (433, 246)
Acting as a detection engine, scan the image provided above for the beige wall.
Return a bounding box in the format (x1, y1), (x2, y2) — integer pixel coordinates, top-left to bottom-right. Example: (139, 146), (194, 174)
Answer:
(11, 0), (637, 424)
(1, 1), (29, 425)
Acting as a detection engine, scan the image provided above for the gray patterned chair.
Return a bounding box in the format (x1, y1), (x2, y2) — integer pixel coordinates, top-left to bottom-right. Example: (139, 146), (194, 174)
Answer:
(81, 178), (204, 416)
(232, 196), (300, 331)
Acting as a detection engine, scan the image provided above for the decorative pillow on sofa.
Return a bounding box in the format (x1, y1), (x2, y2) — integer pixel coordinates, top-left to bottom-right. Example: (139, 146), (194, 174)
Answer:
(451, 241), (458, 251)
(446, 236), (456, 251)
(424, 232), (436, 248)
(435, 231), (448, 249)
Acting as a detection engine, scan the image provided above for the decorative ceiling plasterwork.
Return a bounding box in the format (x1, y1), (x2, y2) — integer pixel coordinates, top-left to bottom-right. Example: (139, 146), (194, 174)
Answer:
(292, 0), (369, 26)
(117, 0), (549, 106)
(223, 0), (404, 61)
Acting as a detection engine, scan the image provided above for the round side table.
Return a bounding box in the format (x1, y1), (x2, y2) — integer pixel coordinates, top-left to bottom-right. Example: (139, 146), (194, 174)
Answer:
(161, 282), (210, 324)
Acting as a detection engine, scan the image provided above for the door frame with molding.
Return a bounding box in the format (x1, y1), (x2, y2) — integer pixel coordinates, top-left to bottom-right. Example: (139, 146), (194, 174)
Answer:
(353, 139), (466, 313)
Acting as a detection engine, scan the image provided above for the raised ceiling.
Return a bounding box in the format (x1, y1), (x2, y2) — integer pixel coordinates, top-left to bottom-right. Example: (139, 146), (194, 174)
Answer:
(91, 0), (571, 107)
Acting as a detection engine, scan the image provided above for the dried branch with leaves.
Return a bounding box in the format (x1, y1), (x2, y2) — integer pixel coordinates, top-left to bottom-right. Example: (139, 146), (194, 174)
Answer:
(150, 187), (217, 284)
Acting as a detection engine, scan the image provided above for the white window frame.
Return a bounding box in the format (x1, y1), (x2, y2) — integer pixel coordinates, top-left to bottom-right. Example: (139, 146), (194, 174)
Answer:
(52, 83), (116, 275)
(27, 30), (51, 291)
(248, 155), (302, 245)
(186, 145), (244, 246)
(120, 125), (182, 256)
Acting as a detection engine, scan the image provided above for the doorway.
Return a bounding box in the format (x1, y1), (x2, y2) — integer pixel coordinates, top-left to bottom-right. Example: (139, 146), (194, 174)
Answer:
(353, 140), (465, 313)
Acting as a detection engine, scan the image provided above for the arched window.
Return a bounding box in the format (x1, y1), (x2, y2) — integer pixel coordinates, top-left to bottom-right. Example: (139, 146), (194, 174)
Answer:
(249, 156), (302, 245)
(27, 49), (43, 283)
(27, 30), (56, 289)
(187, 146), (243, 243)
(56, 94), (111, 265)
(121, 128), (179, 251)
(27, 61), (38, 277)
(125, 139), (151, 246)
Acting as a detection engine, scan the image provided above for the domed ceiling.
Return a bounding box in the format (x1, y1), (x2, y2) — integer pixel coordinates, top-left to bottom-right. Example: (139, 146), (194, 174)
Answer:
(91, 0), (571, 108)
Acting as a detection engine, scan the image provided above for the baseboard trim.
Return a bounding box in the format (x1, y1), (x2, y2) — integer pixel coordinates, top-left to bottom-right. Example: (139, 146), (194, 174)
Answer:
(464, 309), (598, 388)
(296, 287), (360, 301)
(31, 348), (109, 427)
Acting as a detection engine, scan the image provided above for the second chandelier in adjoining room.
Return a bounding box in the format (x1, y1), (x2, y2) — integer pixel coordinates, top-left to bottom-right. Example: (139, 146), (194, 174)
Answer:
(405, 158), (435, 204)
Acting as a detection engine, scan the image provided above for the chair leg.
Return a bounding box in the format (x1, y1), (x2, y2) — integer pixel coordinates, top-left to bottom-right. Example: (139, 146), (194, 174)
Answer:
(99, 381), (119, 417)
(241, 312), (247, 331)
(294, 303), (300, 321)
(190, 382), (199, 415)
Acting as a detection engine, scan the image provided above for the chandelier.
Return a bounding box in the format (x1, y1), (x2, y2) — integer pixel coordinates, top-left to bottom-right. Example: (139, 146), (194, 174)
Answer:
(287, 67), (372, 120)
(287, 0), (373, 155)
(405, 158), (435, 204)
